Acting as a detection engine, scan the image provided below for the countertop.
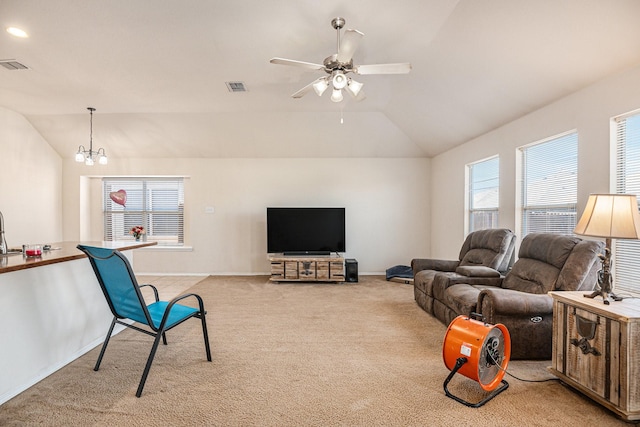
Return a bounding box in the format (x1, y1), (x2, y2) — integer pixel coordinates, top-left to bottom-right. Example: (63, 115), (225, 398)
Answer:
(0, 241), (157, 274)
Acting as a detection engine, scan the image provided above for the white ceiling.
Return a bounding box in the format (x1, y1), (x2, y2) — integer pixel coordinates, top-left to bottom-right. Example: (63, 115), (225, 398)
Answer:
(2, 0), (640, 159)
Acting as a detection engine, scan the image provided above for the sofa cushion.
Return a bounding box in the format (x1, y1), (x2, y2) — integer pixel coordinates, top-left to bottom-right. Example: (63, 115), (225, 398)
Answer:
(414, 270), (437, 296)
(458, 228), (515, 270)
(431, 271), (471, 301)
(518, 233), (579, 270)
(502, 258), (561, 294)
(444, 284), (482, 317)
(556, 240), (604, 291)
(501, 234), (581, 294)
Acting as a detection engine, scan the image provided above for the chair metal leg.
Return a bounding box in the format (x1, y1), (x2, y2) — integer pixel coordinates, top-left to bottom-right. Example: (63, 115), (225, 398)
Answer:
(200, 312), (212, 361)
(136, 330), (165, 397)
(94, 318), (117, 371)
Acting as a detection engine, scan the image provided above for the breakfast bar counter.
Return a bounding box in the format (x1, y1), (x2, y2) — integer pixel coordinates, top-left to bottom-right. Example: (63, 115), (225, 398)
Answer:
(0, 241), (155, 405)
(0, 240), (156, 274)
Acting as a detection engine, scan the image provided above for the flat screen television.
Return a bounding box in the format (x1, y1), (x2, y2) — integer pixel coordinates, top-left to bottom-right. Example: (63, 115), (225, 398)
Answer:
(267, 207), (346, 255)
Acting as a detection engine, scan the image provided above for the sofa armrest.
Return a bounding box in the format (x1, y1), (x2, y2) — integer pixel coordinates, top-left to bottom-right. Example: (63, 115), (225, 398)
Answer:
(478, 288), (553, 317)
(456, 265), (501, 277)
(435, 273), (504, 288)
(411, 258), (459, 274)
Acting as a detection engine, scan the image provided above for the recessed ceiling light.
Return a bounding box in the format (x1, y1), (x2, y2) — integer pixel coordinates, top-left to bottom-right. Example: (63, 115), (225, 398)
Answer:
(6, 27), (28, 38)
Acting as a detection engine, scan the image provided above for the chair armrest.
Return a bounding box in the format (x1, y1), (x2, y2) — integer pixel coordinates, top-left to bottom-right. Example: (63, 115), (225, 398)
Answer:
(158, 293), (207, 330)
(411, 258), (459, 274)
(455, 266), (501, 277)
(139, 284), (160, 302)
(478, 288), (553, 317)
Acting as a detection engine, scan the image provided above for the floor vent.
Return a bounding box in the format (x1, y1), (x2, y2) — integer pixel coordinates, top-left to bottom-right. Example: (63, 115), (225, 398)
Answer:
(0, 60), (29, 70)
(225, 81), (247, 92)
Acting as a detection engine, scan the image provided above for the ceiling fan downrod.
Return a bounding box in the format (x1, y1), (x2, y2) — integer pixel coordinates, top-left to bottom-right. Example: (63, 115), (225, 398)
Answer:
(331, 17), (346, 55)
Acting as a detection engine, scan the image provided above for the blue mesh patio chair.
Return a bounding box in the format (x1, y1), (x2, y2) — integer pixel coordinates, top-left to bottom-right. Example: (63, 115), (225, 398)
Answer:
(77, 244), (212, 397)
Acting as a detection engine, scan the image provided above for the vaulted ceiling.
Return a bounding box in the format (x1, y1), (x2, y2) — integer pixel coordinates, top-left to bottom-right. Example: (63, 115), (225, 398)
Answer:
(2, 0), (640, 159)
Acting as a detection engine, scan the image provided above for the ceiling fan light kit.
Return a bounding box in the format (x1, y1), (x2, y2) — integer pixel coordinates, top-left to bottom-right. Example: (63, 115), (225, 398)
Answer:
(330, 88), (343, 103)
(270, 17), (411, 103)
(312, 78), (329, 96)
(346, 78), (363, 97)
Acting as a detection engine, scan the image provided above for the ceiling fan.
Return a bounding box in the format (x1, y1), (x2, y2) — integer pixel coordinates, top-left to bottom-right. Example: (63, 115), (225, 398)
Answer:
(270, 17), (411, 103)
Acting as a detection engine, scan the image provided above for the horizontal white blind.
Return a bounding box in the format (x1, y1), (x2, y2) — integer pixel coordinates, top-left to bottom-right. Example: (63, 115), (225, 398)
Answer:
(468, 156), (499, 232)
(520, 132), (577, 236)
(103, 178), (184, 246)
(614, 113), (640, 294)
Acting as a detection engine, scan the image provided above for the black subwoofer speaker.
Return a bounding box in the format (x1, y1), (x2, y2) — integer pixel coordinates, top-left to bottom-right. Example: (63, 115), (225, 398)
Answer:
(345, 258), (358, 282)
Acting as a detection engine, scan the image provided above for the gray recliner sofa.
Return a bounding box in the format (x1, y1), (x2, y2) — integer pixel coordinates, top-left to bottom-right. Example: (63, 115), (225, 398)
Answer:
(417, 233), (604, 359)
(412, 228), (516, 315)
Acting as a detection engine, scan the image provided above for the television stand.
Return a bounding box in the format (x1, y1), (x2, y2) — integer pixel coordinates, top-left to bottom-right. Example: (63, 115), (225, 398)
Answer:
(283, 251), (331, 256)
(269, 254), (345, 283)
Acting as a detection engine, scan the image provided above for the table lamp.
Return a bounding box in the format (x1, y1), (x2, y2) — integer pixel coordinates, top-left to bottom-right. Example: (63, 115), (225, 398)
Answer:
(573, 194), (640, 304)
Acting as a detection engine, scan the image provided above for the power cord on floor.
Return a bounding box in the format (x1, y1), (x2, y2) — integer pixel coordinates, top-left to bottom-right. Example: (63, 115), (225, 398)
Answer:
(488, 347), (560, 383)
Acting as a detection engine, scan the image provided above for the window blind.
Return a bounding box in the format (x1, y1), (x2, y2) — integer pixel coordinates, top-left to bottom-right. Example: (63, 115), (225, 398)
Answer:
(520, 132), (578, 236)
(103, 177), (184, 246)
(468, 156), (499, 232)
(614, 113), (640, 294)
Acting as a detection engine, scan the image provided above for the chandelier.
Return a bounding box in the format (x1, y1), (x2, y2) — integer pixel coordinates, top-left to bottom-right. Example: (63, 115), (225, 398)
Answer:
(75, 107), (107, 165)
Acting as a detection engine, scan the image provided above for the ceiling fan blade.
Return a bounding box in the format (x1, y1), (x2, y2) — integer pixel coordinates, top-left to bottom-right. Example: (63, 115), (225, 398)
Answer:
(270, 57), (325, 71)
(291, 78), (325, 98)
(336, 29), (364, 63)
(355, 63), (412, 75)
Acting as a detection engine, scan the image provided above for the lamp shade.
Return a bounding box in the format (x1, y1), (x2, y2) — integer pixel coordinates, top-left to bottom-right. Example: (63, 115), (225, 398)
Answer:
(574, 194), (640, 239)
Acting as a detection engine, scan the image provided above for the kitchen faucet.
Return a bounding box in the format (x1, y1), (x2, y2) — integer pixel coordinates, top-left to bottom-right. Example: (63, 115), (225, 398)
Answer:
(0, 211), (7, 255)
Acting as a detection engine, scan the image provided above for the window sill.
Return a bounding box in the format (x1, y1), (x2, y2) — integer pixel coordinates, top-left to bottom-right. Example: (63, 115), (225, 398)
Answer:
(138, 245), (193, 252)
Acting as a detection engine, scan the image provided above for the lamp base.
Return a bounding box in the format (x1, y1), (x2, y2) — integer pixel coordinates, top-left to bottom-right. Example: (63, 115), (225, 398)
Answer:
(584, 288), (624, 305)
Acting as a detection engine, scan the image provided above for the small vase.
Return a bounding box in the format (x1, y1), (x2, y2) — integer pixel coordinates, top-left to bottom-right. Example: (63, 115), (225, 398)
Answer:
(135, 235), (141, 241)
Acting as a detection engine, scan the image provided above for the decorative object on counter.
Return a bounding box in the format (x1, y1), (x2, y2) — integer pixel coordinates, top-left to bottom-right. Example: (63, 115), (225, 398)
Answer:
(129, 225), (145, 241)
(109, 189), (127, 207)
(23, 244), (42, 257)
(74, 107), (107, 166)
(574, 193), (640, 304)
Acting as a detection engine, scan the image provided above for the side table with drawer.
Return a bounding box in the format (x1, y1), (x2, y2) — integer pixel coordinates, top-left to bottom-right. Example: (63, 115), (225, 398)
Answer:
(549, 291), (640, 421)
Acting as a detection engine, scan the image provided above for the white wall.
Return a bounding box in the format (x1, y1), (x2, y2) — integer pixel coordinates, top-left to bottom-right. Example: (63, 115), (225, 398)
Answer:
(62, 157), (431, 275)
(0, 106), (63, 247)
(430, 64), (640, 259)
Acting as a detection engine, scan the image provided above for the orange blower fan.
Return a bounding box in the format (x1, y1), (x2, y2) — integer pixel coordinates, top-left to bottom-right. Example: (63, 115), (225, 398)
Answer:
(442, 314), (511, 407)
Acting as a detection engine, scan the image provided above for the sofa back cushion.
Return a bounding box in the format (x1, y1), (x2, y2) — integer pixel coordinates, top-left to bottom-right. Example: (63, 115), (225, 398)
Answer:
(556, 239), (604, 291)
(458, 228), (515, 271)
(502, 233), (580, 294)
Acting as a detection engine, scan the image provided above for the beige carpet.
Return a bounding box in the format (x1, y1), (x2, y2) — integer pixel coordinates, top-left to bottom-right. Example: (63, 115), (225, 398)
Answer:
(0, 276), (633, 426)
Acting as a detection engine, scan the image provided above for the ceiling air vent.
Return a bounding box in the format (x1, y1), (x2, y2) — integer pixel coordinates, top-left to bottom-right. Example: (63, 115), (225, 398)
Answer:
(0, 59), (29, 70)
(225, 81), (247, 92)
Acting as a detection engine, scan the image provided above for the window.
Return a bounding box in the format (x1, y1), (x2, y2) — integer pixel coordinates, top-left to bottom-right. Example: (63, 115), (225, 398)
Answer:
(103, 178), (184, 246)
(614, 111), (640, 294)
(467, 156), (499, 232)
(519, 132), (578, 237)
